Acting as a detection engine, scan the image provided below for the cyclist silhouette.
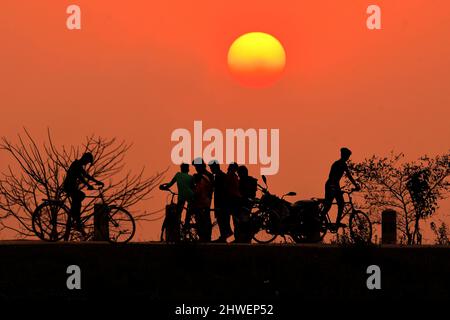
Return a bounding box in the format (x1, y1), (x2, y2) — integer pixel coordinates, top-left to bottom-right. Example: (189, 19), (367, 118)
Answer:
(63, 152), (104, 233)
(322, 148), (360, 229)
(160, 163), (194, 240)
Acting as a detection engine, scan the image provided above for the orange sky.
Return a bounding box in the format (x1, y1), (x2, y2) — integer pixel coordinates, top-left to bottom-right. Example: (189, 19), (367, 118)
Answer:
(1, 0), (449, 241)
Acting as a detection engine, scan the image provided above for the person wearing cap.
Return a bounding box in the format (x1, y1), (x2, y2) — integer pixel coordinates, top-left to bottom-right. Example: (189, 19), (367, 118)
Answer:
(322, 147), (360, 229)
(63, 152), (104, 233)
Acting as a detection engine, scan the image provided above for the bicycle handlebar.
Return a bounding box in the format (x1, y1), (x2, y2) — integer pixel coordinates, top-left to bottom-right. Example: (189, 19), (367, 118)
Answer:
(83, 185), (106, 199)
(160, 186), (177, 196)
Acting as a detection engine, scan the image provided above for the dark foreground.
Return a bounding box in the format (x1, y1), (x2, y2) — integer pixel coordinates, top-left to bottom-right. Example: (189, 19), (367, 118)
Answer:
(0, 241), (449, 313)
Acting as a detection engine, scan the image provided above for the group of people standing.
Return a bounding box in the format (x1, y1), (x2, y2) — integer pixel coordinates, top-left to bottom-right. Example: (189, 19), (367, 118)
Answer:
(160, 147), (360, 243)
(160, 158), (258, 243)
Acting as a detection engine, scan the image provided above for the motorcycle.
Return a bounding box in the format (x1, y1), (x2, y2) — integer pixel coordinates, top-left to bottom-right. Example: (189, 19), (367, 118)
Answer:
(251, 175), (324, 243)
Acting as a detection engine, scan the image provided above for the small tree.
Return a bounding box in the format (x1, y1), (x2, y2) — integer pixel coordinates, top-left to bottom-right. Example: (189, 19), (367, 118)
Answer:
(430, 222), (449, 245)
(349, 152), (449, 245)
(0, 129), (166, 238)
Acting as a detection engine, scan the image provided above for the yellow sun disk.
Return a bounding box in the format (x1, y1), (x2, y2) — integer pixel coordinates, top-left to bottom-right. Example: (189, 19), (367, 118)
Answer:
(228, 32), (286, 72)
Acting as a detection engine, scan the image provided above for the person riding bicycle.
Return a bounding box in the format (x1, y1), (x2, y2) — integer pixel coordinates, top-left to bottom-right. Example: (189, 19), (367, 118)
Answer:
(160, 163), (194, 239)
(62, 152), (104, 233)
(322, 147), (360, 230)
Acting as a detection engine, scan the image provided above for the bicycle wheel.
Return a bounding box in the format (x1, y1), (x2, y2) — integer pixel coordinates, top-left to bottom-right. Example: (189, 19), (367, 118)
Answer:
(160, 217), (168, 242)
(65, 218), (94, 242)
(349, 210), (372, 244)
(181, 214), (200, 242)
(160, 203), (180, 242)
(32, 202), (70, 241)
(161, 218), (183, 242)
(104, 206), (136, 243)
(252, 210), (278, 244)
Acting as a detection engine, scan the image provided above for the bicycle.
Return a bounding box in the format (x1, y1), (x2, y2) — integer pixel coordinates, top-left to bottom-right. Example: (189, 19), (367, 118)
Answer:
(160, 188), (199, 242)
(32, 186), (136, 243)
(316, 188), (372, 244)
(160, 187), (219, 243)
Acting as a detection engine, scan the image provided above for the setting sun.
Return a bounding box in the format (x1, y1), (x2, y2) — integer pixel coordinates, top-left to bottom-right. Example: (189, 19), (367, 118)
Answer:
(227, 32), (286, 88)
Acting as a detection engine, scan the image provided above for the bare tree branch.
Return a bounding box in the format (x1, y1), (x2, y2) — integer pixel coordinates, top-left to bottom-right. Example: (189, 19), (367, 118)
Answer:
(0, 129), (167, 239)
(349, 151), (449, 244)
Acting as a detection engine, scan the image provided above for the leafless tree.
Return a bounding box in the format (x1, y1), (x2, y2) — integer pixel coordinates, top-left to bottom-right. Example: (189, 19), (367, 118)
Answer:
(349, 152), (449, 244)
(0, 129), (166, 238)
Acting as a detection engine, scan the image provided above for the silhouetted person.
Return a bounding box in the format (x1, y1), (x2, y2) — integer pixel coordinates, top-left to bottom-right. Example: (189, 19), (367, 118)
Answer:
(63, 152), (104, 234)
(322, 148), (360, 229)
(191, 158), (213, 242)
(160, 163), (194, 241)
(237, 165), (258, 243)
(209, 160), (232, 243)
(224, 162), (241, 242)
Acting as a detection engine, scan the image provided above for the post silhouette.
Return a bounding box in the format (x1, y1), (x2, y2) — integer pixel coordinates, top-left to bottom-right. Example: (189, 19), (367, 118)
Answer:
(93, 204), (109, 241)
(382, 209), (397, 244)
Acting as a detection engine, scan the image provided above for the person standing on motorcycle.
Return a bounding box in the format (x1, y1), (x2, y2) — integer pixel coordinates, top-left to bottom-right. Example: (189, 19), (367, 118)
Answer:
(237, 165), (258, 243)
(322, 147), (360, 229)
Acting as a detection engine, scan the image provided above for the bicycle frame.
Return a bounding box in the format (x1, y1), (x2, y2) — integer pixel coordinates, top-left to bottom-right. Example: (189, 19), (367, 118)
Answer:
(160, 187), (220, 243)
(61, 187), (110, 227)
(320, 189), (358, 225)
(164, 188), (177, 206)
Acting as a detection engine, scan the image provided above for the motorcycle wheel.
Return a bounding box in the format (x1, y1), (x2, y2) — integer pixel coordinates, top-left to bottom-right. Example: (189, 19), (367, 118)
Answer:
(252, 210), (278, 244)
